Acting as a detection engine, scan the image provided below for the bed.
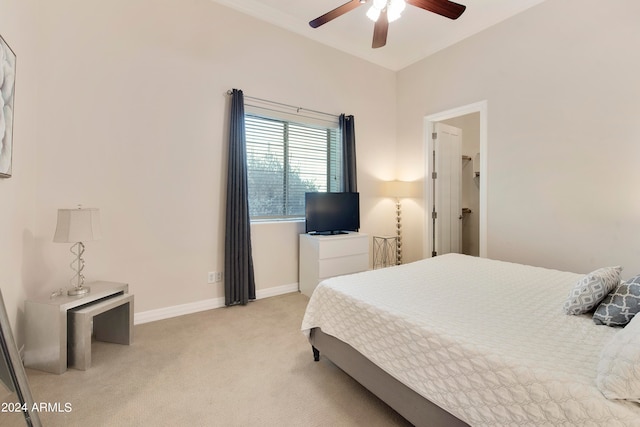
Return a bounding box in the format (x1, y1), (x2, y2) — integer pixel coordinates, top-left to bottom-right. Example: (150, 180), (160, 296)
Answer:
(301, 253), (640, 426)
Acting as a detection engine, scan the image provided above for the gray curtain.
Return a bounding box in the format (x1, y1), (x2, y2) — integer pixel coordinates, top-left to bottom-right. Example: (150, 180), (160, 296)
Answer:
(340, 114), (357, 192)
(224, 89), (256, 306)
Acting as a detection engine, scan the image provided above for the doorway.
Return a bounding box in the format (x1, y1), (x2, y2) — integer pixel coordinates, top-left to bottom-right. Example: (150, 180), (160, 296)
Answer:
(440, 115), (480, 256)
(424, 101), (488, 258)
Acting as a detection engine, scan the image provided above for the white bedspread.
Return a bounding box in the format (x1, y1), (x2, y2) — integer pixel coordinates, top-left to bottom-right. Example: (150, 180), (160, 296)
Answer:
(301, 254), (640, 426)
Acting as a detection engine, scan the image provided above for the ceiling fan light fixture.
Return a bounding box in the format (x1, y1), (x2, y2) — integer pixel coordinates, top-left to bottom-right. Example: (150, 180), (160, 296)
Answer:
(387, 0), (406, 22)
(366, 5), (381, 22)
(372, 0), (387, 9)
(387, 11), (400, 22)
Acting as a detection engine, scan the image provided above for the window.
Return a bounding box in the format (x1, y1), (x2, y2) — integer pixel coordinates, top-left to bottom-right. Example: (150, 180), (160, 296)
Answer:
(245, 114), (342, 220)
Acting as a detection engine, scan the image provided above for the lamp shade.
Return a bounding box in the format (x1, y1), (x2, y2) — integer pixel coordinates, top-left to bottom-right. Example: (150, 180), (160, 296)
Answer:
(53, 208), (102, 243)
(383, 180), (418, 198)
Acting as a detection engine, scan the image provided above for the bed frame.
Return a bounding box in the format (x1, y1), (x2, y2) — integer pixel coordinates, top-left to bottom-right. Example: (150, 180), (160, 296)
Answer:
(310, 327), (469, 427)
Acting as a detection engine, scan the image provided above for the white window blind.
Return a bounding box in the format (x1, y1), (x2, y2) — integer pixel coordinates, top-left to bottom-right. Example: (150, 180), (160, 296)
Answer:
(245, 114), (342, 219)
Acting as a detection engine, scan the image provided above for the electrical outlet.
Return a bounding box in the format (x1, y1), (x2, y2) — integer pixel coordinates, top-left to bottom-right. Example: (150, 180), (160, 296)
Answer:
(208, 272), (223, 284)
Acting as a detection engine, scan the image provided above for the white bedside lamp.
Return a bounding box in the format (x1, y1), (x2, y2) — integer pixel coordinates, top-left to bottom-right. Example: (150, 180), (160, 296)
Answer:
(53, 207), (102, 296)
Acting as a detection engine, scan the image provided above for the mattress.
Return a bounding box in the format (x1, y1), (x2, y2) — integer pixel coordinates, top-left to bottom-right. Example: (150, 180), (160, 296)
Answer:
(301, 253), (640, 426)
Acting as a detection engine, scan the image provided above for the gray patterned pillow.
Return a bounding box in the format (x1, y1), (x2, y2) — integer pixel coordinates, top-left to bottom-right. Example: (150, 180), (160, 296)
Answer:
(593, 277), (640, 326)
(563, 266), (622, 315)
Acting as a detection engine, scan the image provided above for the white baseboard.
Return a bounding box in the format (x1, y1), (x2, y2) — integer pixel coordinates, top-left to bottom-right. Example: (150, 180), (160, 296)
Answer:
(134, 282), (299, 325)
(134, 297), (225, 325)
(255, 282), (299, 299)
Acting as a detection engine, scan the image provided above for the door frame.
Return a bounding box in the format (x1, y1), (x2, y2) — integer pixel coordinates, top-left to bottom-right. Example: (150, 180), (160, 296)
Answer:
(424, 100), (488, 258)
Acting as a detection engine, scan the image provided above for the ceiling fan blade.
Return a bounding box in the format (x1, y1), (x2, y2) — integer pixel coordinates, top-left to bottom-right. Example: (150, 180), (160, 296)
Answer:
(309, 0), (365, 28)
(406, 0), (466, 20)
(372, 9), (389, 49)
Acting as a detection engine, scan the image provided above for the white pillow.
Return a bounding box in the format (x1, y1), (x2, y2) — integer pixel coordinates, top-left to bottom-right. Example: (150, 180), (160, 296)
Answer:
(563, 266), (622, 315)
(596, 313), (640, 402)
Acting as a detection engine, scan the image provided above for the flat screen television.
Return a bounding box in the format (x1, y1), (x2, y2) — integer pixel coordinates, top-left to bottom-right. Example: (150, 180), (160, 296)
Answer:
(305, 192), (360, 235)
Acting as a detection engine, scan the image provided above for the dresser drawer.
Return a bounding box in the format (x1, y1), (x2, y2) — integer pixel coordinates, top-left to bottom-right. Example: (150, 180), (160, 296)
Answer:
(318, 253), (368, 279)
(317, 235), (368, 259)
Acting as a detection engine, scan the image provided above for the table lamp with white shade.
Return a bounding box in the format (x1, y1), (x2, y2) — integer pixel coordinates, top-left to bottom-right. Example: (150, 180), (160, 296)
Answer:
(53, 207), (102, 296)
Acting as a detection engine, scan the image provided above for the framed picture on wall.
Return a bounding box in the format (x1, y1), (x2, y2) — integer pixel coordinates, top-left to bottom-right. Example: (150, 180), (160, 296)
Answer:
(0, 34), (16, 178)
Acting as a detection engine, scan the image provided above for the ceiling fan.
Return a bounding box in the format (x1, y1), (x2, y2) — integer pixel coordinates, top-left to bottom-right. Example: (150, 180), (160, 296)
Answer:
(309, 0), (466, 49)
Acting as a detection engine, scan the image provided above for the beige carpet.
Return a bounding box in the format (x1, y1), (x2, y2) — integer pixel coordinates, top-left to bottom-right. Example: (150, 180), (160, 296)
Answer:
(16, 292), (412, 427)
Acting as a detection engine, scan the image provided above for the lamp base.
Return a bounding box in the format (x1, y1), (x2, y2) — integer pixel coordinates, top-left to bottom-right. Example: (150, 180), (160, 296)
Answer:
(68, 286), (90, 296)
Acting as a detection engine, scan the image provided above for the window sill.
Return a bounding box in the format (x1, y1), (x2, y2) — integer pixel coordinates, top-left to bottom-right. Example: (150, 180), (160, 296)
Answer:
(250, 218), (304, 226)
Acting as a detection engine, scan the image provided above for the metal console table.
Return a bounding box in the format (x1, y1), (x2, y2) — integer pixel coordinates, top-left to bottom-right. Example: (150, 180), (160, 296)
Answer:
(24, 281), (132, 374)
(373, 236), (398, 269)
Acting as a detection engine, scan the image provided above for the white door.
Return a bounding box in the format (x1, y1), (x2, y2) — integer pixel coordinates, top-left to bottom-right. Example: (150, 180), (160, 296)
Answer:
(433, 122), (462, 255)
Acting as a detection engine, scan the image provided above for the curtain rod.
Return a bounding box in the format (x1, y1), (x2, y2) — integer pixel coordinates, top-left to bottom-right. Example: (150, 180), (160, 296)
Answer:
(226, 90), (339, 119)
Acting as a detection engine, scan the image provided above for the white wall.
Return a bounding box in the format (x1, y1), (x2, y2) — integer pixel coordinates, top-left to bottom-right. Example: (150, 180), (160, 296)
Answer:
(397, 0), (640, 275)
(30, 0), (396, 313)
(0, 0), (40, 340)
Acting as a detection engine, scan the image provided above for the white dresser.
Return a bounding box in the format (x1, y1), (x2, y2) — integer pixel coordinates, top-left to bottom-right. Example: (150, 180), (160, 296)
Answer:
(299, 232), (369, 297)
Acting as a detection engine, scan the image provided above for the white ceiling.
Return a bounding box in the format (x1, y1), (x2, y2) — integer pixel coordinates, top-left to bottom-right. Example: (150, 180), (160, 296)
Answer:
(210, 0), (547, 71)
